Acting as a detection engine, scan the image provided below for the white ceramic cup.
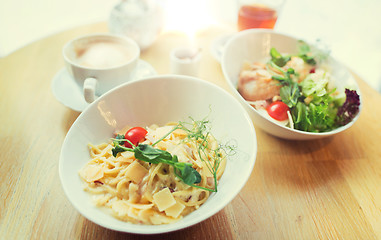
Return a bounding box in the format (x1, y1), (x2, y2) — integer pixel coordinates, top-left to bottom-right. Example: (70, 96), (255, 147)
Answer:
(170, 47), (202, 77)
(63, 33), (140, 103)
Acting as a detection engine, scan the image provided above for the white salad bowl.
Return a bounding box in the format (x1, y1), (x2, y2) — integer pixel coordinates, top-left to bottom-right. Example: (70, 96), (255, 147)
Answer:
(221, 29), (361, 140)
(59, 75), (257, 234)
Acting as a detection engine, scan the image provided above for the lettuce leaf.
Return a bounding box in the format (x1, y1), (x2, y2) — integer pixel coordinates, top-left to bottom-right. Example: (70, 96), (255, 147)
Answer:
(280, 82), (300, 108)
(336, 89), (360, 126)
(301, 72), (329, 99)
(291, 101), (336, 132)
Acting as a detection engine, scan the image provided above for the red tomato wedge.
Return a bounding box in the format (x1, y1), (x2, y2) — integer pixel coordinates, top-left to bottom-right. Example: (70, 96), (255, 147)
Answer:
(266, 101), (290, 121)
(125, 127), (148, 148)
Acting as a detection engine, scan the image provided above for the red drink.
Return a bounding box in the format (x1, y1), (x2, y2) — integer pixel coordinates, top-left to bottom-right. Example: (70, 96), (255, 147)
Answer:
(238, 4), (278, 31)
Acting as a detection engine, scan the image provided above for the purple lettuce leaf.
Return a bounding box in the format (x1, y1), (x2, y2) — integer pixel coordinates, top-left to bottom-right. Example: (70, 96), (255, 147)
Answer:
(336, 89), (360, 126)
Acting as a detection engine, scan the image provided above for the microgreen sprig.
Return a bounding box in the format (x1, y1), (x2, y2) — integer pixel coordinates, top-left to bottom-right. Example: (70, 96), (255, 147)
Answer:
(111, 116), (236, 192)
(112, 138), (202, 186)
(174, 117), (236, 192)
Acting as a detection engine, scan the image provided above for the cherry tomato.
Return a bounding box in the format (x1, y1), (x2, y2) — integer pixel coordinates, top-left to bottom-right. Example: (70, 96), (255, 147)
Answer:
(125, 127), (148, 148)
(266, 101), (290, 121)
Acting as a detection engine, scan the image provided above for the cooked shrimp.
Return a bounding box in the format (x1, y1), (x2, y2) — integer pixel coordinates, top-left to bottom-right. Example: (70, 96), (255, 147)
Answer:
(238, 62), (280, 101)
(284, 56), (313, 82)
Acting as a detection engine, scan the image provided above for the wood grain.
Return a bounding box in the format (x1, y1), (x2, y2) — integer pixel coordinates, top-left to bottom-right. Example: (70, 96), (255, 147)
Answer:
(0, 22), (380, 240)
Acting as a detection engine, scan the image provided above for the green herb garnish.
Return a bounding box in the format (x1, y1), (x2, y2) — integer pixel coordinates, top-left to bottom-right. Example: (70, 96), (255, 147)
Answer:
(111, 117), (235, 192)
(270, 47), (291, 67)
(112, 132), (202, 186)
(297, 40), (317, 65)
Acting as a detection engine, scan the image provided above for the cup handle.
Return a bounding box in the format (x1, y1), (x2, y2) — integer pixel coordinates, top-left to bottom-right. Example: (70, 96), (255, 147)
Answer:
(83, 77), (98, 103)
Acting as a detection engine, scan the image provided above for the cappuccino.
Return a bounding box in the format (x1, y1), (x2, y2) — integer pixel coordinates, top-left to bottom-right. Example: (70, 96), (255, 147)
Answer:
(74, 40), (134, 69)
(63, 34), (140, 103)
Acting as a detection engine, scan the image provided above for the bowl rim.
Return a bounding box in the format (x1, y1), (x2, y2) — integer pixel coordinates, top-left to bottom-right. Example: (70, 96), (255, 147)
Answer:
(59, 74), (257, 234)
(221, 29), (362, 138)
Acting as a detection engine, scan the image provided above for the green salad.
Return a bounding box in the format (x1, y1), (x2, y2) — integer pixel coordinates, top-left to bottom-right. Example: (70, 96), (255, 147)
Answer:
(238, 41), (360, 133)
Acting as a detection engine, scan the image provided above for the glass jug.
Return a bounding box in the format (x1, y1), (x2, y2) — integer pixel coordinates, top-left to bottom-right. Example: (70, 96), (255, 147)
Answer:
(109, 0), (164, 50)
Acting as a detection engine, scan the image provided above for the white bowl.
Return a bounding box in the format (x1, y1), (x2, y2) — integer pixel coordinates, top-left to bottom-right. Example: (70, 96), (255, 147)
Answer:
(221, 29), (361, 140)
(59, 75), (257, 234)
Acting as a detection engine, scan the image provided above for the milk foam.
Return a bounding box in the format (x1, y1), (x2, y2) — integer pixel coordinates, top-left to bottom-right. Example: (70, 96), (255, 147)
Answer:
(75, 41), (133, 68)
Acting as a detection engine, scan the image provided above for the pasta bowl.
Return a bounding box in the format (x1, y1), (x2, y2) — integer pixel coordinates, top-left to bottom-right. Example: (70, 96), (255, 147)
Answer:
(221, 29), (361, 140)
(59, 75), (257, 234)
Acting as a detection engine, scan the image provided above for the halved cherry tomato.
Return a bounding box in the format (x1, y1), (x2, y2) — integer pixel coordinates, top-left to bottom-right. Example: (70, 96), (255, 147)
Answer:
(125, 127), (148, 148)
(266, 101), (290, 121)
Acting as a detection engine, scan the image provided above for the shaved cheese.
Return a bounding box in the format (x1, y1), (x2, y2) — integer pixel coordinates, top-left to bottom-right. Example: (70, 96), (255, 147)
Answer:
(146, 126), (174, 143)
(125, 161), (148, 183)
(165, 201), (185, 218)
(79, 164), (104, 182)
(120, 151), (134, 160)
(125, 202), (153, 210)
(111, 200), (130, 217)
(112, 200), (140, 221)
(150, 213), (173, 225)
(168, 144), (190, 164)
(153, 188), (176, 211)
(93, 194), (112, 206)
(172, 128), (187, 137)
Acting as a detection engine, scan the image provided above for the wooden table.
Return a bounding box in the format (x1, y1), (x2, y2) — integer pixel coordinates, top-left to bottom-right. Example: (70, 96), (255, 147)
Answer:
(1, 22), (380, 240)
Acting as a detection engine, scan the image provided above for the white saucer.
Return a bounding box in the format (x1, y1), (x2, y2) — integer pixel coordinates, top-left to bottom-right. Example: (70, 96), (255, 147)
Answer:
(51, 60), (157, 112)
(210, 33), (235, 63)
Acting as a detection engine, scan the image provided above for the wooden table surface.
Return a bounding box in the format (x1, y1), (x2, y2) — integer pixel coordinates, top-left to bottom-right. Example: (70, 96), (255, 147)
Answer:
(1, 22), (380, 240)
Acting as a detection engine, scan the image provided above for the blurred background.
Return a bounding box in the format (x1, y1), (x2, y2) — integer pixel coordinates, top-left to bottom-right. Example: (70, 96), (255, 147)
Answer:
(1, 0), (380, 92)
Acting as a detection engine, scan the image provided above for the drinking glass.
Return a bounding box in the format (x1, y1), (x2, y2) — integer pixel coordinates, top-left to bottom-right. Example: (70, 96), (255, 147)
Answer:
(237, 0), (285, 31)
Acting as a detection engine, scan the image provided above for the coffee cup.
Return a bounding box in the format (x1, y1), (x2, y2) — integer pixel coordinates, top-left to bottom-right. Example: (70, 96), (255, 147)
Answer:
(63, 33), (140, 103)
